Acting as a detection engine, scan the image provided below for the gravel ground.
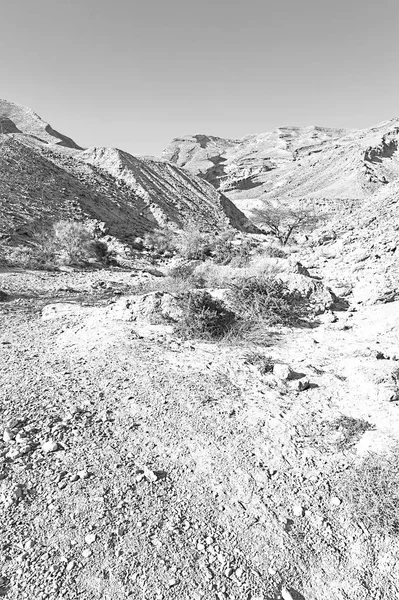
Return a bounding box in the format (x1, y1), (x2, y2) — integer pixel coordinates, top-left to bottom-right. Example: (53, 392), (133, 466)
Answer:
(1, 269), (399, 600)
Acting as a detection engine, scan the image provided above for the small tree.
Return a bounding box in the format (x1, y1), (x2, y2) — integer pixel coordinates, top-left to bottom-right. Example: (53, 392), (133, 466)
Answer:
(252, 200), (319, 245)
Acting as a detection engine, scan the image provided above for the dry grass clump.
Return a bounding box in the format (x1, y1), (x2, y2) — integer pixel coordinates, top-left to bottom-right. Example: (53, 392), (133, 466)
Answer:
(337, 448), (399, 536)
(7, 220), (110, 269)
(228, 275), (301, 326)
(175, 291), (237, 341)
(243, 351), (274, 374)
(330, 415), (375, 450)
(143, 228), (177, 255)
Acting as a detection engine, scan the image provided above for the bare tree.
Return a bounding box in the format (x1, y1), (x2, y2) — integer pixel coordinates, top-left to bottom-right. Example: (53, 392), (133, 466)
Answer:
(252, 200), (320, 245)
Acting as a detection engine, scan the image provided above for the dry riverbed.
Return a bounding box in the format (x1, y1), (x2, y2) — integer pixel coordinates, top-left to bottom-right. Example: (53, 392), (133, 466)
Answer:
(1, 268), (399, 600)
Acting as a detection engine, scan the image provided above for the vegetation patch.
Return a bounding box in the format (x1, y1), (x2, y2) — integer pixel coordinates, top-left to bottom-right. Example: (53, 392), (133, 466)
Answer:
(6, 220), (111, 269)
(337, 448), (399, 536)
(228, 275), (304, 326)
(175, 291), (237, 341)
(243, 351), (274, 374)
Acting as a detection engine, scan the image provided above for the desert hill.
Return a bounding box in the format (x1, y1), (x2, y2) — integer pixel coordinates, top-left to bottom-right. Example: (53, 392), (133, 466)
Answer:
(0, 100), (255, 252)
(162, 120), (399, 212)
(0, 99), (82, 149)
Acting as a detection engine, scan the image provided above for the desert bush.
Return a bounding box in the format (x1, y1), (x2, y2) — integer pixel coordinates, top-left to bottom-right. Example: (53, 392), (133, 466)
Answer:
(208, 231), (255, 265)
(329, 415), (375, 450)
(50, 220), (108, 265)
(175, 291), (237, 340)
(337, 448), (399, 536)
(7, 221), (110, 269)
(252, 200), (320, 245)
(228, 275), (301, 325)
(243, 351), (274, 374)
(143, 228), (177, 254)
(175, 226), (212, 260)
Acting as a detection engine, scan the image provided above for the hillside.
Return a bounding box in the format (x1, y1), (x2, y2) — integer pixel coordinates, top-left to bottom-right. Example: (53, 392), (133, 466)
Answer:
(0, 99), (82, 149)
(162, 120), (399, 212)
(0, 101), (255, 254)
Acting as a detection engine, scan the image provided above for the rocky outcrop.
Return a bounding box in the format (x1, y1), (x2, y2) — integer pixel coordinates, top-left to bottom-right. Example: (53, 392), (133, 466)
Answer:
(163, 120), (399, 212)
(0, 99), (81, 149)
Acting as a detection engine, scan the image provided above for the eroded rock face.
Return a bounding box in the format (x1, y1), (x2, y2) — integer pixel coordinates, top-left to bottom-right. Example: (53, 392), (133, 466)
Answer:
(106, 291), (183, 323)
(162, 120), (399, 211)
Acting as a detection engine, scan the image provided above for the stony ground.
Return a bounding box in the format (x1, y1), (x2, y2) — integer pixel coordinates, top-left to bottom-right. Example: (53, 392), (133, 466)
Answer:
(1, 267), (399, 600)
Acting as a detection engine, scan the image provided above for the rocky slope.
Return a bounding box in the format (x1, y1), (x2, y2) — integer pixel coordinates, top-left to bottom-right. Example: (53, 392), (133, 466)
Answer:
(162, 120), (399, 211)
(0, 101), (255, 254)
(0, 100), (82, 149)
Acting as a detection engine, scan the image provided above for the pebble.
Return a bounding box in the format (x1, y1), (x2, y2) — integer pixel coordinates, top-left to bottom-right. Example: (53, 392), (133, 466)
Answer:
(42, 440), (58, 454)
(58, 481), (68, 490)
(6, 447), (22, 459)
(78, 470), (89, 479)
(281, 587), (294, 600)
(3, 429), (14, 443)
(85, 533), (96, 545)
(330, 496), (342, 506)
(293, 505), (304, 517)
(82, 549), (92, 558)
(66, 561), (75, 572)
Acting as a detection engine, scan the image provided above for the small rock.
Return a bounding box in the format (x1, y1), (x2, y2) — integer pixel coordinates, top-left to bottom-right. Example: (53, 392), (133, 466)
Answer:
(281, 588), (294, 600)
(78, 470), (89, 479)
(330, 496), (342, 506)
(293, 377), (311, 392)
(3, 429), (14, 443)
(58, 481), (68, 490)
(143, 466), (158, 482)
(24, 540), (34, 551)
(82, 549), (92, 558)
(66, 561), (75, 572)
(70, 474), (79, 482)
(168, 579), (178, 588)
(42, 440), (58, 454)
(293, 505), (304, 517)
(85, 534), (96, 545)
(273, 364), (294, 381)
(6, 447), (22, 460)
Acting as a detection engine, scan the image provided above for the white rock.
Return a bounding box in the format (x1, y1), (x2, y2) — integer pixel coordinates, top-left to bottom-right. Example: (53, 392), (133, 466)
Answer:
(82, 548), (92, 558)
(3, 429), (14, 443)
(85, 533), (96, 545)
(292, 505), (304, 517)
(330, 496), (342, 506)
(273, 363), (294, 381)
(281, 588), (294, 600)
(42, 440), (58, 453)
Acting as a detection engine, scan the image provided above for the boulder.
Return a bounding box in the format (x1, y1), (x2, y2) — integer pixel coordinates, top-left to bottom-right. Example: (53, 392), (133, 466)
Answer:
(280, 272), (338, 313)
(273, 363), (294, 381)
(106, 291), (183, 323)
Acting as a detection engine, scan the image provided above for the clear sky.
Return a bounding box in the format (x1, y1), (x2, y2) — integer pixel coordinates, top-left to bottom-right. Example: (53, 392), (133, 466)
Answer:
(1, 0), (398, 156)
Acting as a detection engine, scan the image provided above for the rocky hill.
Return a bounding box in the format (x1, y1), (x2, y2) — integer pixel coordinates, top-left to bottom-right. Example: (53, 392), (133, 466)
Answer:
(0, 100), (255, 252)
(162, 120), (399, 212)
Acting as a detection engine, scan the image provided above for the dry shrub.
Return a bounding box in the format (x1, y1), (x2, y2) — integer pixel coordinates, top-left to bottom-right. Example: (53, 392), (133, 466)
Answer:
(143, 228), (177, 254)
(228, 275), (302, 326)
(243, 351), (274, 374)
(175, 291), (237, 340)
(337, 448), (399, 536)
(175, 226), (212, 260)
(7, 221), (109, 269)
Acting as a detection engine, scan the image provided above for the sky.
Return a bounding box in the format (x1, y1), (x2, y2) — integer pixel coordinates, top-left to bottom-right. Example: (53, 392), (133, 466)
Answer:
(1, 0), (398, 156)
